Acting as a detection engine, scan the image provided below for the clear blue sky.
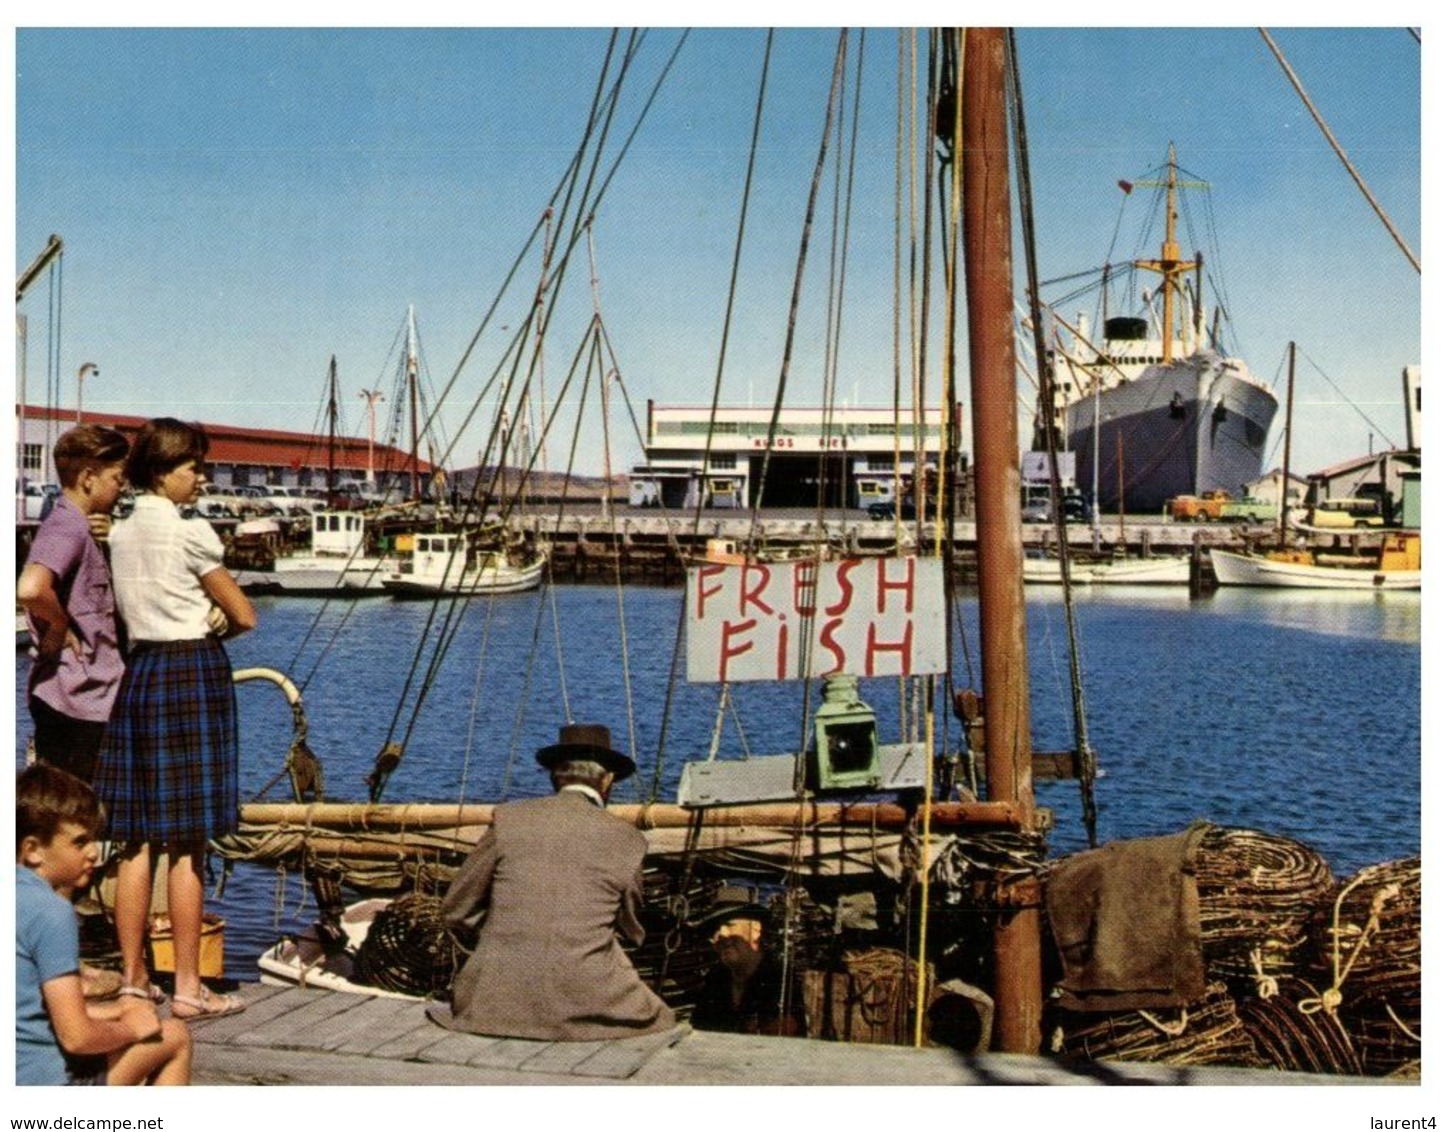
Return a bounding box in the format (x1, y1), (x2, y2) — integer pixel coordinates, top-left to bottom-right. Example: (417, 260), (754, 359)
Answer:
(13, 26), (1422, 480)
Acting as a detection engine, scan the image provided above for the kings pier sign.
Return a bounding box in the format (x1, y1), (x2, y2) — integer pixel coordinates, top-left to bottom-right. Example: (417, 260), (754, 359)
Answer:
(686, 556), (947, 684)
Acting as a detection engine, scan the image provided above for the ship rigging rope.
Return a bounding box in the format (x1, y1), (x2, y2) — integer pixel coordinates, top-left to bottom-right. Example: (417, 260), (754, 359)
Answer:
(586, 226), (643, 775)
(1258, 28), (1420, 275)
(365, 32), (691, 800)
(651, 31), (775, 799)
(1007, 27), (1098, 847)
(747, 30), (848, 557)
(416, 30), (692, 483)
(810, 29), (865, 535)
(1296, 345), (1398, 451)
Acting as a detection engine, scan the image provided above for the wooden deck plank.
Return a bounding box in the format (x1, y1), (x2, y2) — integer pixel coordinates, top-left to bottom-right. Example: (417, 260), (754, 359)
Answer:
(311, 995), (430, 1053)
(174, 982), (297, 1043)
(365, 1017), (453, 1061)
(232, 986), (371, 1047)
(189, 985), (1406, 1087)
(464, 1036), (565, 1070)
(414, 1030), (504, 1065)
(568, 1024), (689, 1078)
(511, 1039), (609, 1074)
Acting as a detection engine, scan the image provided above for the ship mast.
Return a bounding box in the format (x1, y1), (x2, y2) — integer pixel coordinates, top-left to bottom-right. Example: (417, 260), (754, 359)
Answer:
(1132, 145), (1207, 363)
(407, 304), (421, 501)
(326, 355), (338, 495)
(962, 26), (1042, 1056)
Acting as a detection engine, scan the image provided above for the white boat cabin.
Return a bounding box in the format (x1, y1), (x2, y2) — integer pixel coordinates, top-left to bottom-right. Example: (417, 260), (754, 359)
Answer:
(310, 511), (370, 558)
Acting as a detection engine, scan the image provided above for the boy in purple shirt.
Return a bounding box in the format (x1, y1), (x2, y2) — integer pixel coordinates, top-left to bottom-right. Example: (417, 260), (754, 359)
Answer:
(18, 424), (130, 781)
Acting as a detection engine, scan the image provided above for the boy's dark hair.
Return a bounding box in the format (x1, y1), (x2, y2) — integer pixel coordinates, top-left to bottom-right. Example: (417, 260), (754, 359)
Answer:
(17, 764), (105, 850)
(126, 417), (209, 491)
(51, 424), (130, 489)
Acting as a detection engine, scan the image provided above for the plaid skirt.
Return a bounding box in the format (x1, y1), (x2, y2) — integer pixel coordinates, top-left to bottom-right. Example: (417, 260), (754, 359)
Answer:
(94, 637), (239, 844)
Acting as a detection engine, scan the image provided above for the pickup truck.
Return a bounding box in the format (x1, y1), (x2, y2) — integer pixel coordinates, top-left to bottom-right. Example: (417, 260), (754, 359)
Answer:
(1219, 497), (1278, 524)
(1168, 490), (1233, 522)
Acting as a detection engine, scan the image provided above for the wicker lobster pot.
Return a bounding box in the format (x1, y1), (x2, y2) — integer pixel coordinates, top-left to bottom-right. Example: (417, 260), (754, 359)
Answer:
(1054, 981), (1265, 1068)
(351, 892), (462, 997)
(1307, 857), (1421, 1076)
(1346, 1008), (1421, 1077)
(1236, 975), (1363, 1076)
(1193, 826), (1337, 994)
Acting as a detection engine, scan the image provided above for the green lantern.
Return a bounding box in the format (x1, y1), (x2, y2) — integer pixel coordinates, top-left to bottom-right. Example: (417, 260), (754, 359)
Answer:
(811, 674), (880, 791)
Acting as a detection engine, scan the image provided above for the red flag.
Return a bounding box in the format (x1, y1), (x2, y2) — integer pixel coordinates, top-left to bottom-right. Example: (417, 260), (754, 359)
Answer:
(1117, 179), (1134, 194)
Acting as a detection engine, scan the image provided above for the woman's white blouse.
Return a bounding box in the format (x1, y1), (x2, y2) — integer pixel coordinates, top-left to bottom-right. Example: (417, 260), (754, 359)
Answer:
(109, 494), (225, 641)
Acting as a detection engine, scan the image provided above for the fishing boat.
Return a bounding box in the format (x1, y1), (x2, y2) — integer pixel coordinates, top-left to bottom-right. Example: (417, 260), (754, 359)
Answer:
(193, 29), (1414, 1082)
(219, 28), (1052, 1063)
(381, 529), (546, 596)
(1209, 531), (1420, 590)
(238, 509), (397, 595)
(1046, 148), (1279, 515)
(1022, 550), (1189, 586)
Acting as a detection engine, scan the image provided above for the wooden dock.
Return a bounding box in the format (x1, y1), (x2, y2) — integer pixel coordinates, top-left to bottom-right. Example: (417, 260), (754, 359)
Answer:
(188, 984), (1398, 1086)
(515, 510), (1289, 586)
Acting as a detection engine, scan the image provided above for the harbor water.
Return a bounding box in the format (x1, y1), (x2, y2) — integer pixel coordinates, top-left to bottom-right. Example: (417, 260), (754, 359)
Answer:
(13, 582), (1422, 981)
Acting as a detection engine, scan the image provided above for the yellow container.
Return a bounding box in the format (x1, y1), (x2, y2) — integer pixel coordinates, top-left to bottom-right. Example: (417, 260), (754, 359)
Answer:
(148, 913), (225, 978)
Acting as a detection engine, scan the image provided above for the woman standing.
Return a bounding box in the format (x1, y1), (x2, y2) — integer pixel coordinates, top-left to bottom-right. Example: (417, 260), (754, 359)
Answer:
(95, 419), (256, 1018)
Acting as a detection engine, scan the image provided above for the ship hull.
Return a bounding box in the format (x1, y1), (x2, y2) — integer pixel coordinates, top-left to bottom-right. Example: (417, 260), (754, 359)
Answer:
(1063, 354), (1278, 515)
(382, 553), (546, 597)
(1209, 549), (1420, 590)
(237, 556), (393, 595)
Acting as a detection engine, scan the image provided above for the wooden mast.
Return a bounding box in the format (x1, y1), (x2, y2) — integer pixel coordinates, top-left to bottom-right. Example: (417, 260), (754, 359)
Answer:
(1278, 341), (1296, 546)
(326, 355), (338, 496)
(407, 305), (421, 501)
(961, 26), (1042, 1055)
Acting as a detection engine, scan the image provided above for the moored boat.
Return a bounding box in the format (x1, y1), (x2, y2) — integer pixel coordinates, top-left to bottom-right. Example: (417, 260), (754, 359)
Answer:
(257, 898), (421, 999)
(239, 509), (397, 595)
(1022, 550), (1189, 585)
(1209, 532), (1420, 590)
(381, 529), (546, 596)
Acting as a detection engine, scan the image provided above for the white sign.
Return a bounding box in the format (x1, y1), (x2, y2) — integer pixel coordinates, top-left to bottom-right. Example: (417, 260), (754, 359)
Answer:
(686, 556), (946, 683)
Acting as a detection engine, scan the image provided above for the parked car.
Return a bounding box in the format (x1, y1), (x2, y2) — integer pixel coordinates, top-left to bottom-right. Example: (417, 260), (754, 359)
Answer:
(1060, 493), (1088, 521)
(1308, 498), (1385, 529)
(191, 485), (244, 519)
(328, 481), (389, 510)
(20, 481), (60, 521)
(111, 488), (137, 520)
(263, 486), (321, 515)
(1021, 498), (1052, 523)
(1020, 488), (1086, 524)
(867, 499), (918, 521)
(1220, 496), (1278, 524)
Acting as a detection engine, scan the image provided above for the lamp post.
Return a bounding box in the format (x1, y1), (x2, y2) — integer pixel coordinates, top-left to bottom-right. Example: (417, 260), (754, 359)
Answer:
(76, 363), (98, 424)
(359, 389), (385, 486)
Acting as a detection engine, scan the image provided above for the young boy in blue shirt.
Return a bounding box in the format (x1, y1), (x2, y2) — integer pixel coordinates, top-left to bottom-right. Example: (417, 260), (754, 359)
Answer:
(16, 764), (192, 1086)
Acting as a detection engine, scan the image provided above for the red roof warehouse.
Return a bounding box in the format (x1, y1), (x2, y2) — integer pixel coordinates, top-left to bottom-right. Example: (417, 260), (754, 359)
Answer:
(17, 404), (436, 493)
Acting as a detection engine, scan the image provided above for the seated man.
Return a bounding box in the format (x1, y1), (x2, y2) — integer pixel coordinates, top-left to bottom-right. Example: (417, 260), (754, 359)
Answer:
(434, 723), (675, 1041)
(688, 885), (802, 1036)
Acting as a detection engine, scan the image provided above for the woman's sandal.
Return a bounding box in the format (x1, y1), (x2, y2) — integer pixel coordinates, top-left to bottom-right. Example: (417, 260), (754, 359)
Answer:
(170, 986), (245, 1020)
(118, 983), (167, 1005)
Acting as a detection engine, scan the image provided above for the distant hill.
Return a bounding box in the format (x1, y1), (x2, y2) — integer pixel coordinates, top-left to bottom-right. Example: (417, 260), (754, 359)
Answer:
(450, 465), (629, 503)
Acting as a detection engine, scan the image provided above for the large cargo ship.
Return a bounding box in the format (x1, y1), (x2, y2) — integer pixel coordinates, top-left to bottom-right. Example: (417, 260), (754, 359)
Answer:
(1045, 149), (1279, 515)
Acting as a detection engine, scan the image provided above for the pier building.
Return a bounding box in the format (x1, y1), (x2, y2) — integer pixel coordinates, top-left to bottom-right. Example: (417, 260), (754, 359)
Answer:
(628, 402), (964, 511)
